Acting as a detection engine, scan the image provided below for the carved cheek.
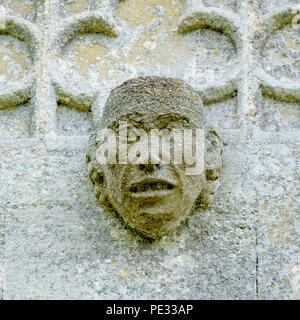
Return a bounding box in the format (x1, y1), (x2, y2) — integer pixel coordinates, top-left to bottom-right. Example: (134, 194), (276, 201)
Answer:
(181, 174), (206, 201)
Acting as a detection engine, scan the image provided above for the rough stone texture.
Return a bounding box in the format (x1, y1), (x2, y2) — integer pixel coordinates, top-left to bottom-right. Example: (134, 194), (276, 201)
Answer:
(0, 0), (299, 299)
(87, 76), (223, 240)
(0, 206), (4, 300)
(2, 140), (256, 299)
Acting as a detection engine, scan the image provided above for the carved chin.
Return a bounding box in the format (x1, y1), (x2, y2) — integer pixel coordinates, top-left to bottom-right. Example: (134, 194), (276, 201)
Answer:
(116, 193), (195, 239)
(122, 211), (187, 239)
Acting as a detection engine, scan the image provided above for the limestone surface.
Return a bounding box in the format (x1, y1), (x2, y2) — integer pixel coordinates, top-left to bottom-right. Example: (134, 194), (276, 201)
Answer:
(0, 0), (299, 300)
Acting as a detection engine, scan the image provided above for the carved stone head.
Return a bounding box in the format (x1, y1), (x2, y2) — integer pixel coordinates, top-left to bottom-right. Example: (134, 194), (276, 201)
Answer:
(87, 77), (222, 239)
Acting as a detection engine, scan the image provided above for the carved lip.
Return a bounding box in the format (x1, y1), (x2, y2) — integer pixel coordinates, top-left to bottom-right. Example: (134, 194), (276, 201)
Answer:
(129, 178), (177, 198)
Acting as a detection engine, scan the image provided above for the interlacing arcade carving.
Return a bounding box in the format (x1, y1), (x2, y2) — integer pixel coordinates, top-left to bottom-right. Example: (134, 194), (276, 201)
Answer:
(0, 1), (299, 129)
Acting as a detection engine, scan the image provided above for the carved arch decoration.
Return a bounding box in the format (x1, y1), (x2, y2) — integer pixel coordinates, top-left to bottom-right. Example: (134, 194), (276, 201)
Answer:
(50, 4), (243, 110)
(0, 14), (40, 109)
(0, 1), (299, 125)
(50, 11), (117, 111)
(255, 5), (300, 103)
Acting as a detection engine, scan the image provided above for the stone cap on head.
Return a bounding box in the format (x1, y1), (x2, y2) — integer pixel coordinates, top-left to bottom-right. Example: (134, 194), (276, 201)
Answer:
(100, 76), (204, 129)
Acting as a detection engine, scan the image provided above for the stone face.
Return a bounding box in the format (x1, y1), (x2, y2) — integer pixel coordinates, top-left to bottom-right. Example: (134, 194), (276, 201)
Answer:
(87, 77), (223, 239)
(0, 0), (299, 299)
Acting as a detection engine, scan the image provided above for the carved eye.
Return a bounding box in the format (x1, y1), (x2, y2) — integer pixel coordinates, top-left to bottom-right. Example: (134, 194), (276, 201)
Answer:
(90, 169), (104, 185)
(205, 169), (219, 181)
(95, 173), (104, 185)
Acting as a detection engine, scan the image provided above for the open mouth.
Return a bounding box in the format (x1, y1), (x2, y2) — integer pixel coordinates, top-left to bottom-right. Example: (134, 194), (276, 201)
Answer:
(129, 179), (176, 198)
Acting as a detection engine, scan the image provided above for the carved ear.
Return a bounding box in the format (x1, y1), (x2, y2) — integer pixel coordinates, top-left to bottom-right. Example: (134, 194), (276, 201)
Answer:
(196, 127), (223, 209)
(89, 168), (109, 204)
(86, 132), (109, 205)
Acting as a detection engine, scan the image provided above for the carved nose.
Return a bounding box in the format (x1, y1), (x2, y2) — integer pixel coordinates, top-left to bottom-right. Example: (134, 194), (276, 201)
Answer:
(138, 163), (160, 172)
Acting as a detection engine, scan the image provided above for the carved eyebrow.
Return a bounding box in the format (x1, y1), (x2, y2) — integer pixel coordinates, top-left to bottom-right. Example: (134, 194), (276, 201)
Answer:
(107, 113), (192, 131)
(155, 113), (191, 122)
(126, 113), (146, 123)
(108, 114), (146, 130)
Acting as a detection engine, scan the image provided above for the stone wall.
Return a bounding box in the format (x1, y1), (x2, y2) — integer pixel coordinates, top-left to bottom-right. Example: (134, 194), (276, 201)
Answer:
(0, 0), (299, 299)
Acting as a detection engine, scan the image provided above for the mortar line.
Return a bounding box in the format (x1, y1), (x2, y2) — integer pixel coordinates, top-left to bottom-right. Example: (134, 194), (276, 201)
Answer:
(255, 220), (259, 299)
(239, 0), (261, 299)
(1, 207), (4, 300)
